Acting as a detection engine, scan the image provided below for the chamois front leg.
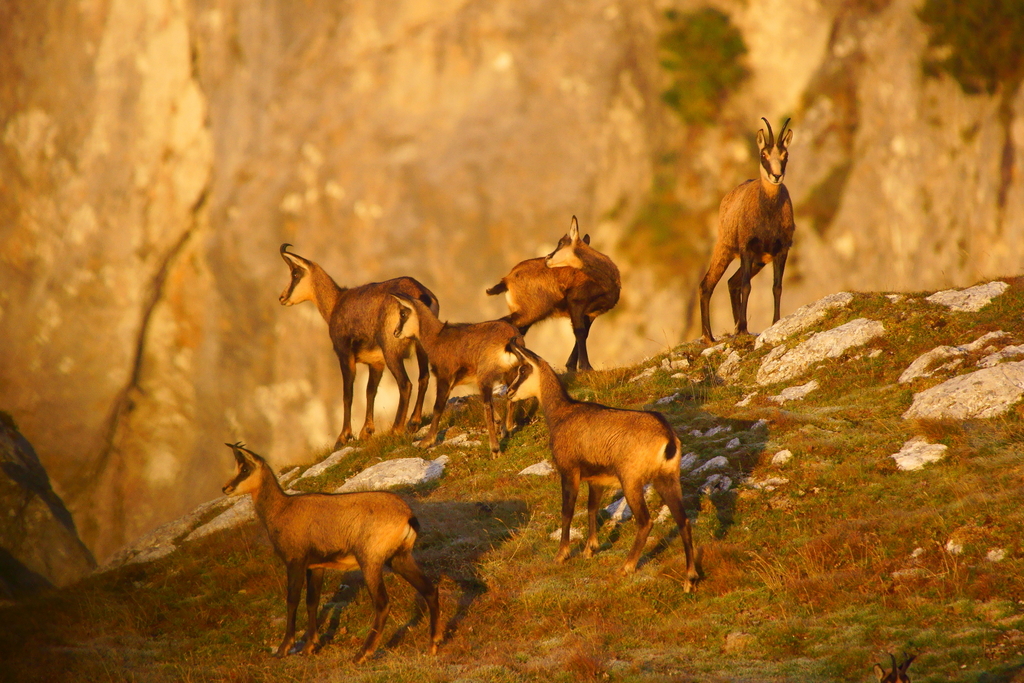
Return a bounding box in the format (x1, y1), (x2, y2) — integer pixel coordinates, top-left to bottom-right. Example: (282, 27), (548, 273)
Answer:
(699, 248), (733, 344)
(335, 352), (357, 447)
(583, 483), (604, 558)
(360, 363), (384, 440)
(416, 376), (451, 448)
(354, 561), (390, 664)
(734, 251), (757, 336)
(727, 259), (765, 333)
(772, 250), (789, 324)
(480, 384), (502, 457)
(300, 567), (325, 654)
(555, 472), (581, 563)
(567, 308), (594, 371)
(390, 550), (442, 655)
(409, 342), (431, 428)
(620, 482), (653, 575)
(384, 351), (412, 434)
(276, 561), (307, 657)
(653, 476), (698, 592)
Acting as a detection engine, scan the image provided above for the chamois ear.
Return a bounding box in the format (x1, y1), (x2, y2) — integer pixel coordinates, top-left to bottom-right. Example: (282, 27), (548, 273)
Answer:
(781, 127), (793, 148)
(568, 215), (580, 242)
(899, 653), (915, 674)
(756, 128), (767, 150)
(391, 294), (415, 312)
(583, 234), (591, 245)
(873, 664), (885, 683)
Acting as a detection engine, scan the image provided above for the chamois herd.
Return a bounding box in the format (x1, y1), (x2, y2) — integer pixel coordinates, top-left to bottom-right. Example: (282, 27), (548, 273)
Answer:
(221, 118), (912, 675)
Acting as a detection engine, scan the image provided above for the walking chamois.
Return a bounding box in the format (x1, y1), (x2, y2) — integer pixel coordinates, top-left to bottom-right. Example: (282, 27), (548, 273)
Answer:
(699, 118), (795, 343)
(221, 442), (441, 662)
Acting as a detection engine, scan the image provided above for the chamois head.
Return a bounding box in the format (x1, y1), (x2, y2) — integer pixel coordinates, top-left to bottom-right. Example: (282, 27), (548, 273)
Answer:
(873, 652), (915, 683)
(756, 117), (793, 186)
(505, 341), (542, 400)
(545, 216), (591, 269)
(279, 243), (315, 306)
(391, 295), (421, 340)
(222, 442), (266, 496)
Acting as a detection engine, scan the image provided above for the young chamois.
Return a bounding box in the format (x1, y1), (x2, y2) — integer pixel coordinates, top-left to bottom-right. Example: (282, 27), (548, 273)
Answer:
(505, 342), (698, 588)
(486, 216), (620, 371)
(699, 118), (795, 344)
(391, 294), (524, 456)
(221, 442), (441, 662)
(874, 653), (916, 683)
(279, 244), (438, 446)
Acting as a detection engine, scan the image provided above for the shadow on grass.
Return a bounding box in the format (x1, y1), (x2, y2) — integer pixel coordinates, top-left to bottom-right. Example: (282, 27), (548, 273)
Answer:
(975, 660), (1024, 683)
(312, 499), (528, 655)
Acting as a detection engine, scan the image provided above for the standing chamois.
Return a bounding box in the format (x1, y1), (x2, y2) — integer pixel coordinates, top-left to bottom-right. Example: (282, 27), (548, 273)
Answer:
(486, 216), (620, 371)
(392, 294), (524, 456)
(505, 342), (698, 588)
(699, 118), (795, 344)
(279, 244), (438, 446)
(874, 653), (916, 683)
(221, 442), (441, 663)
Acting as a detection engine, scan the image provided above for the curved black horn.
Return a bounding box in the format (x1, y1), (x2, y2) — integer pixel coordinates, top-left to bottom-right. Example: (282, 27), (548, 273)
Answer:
(777, 118), (791, 146)
(889, 653), (898, 674)
(761, 117), (774, 148)
(280, 243), (293, 255)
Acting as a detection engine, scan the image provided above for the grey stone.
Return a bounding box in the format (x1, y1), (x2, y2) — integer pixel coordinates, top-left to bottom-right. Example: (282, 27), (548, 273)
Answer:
(757, 318), (885, 385)
(899, 331), (1008, 383)
(890, 437), (948, 471)
(519, 460), (555, 476)
(903, 361), (1024, 420)
(771, 449), (793, 465)
(183, 497), (255, 543)
(978, 344), (1024, 368)
(755, 292), (854, 349)
(926, 281), (1009, 312)
(768, 379), (820, 404)
(336, 455), (449, 492)
(296, 446), (359, 481)
(700, 474), (732, 494)
(691, 455), (729, 477)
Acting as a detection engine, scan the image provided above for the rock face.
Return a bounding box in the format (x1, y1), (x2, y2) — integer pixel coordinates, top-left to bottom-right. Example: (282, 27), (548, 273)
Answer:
(903, 362), (1024, 420)
(756, 319), (885, 386)
(0, 414), (95, 597)
(3, 0), (1024, 562)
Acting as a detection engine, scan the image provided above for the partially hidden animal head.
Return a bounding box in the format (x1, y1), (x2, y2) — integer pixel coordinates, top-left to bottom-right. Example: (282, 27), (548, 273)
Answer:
(545, 216), (591, 269)
(505, 340), (542, 400)
(756, 117), (793, 186)
(391, 294), (421, 340)
(873, 652), (915, 683)
(222, 442), (266, 496)
(279, 243), (316, 306)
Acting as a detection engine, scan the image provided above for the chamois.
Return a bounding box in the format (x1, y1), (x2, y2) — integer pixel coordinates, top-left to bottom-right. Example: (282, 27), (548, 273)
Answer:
(221, 442), (441, 662)
(392, 295), (524, 456)
(486, 216), (620, 371)
(505, 342), (698, 588)
(699, 118), (795, 344)
(279, 244), (438, 446)
(874, 653), (916, 683)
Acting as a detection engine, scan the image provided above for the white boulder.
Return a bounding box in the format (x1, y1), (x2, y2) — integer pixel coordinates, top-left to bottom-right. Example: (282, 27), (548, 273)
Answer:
(890, 437), (948, 471)
(978, 344), (1024, 368)
(519, 460), (555, 476)
(755, 292), (854, 349)
(903, 361), (1024, 420)
(926, 281), (1009, 312)
(768, 379), (820, 404)
(336, 455), (449, 492)
(756, 318), (885, 385)
(296, 447), (358, 481)
(899, 331), (1008, 383)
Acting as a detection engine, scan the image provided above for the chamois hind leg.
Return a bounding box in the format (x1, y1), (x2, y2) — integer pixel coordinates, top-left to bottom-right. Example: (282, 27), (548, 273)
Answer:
(733, 250), (760, 336)
(727, 258), (765, 335)
(390, 550), (442, 655)
(354, 560), (390, 664)
(699, 248), (734, 344)
(582, 483), (604, 558)
(384, 350), (412, 435)
(409, 343), (431, 428)
(653, 476), (698, 592)
(620, 482), (653, 575)
(567, 309), (594, 371)
(360, 364), (384, 440)
(300, 567), (325, 654)
(335, 352), (357, 447)
(555, 471), (581, 563)
(416, 376), (451, 448)
(772, 250), (789, 324)
(277, 561), (306, 657)
(480, 384), (501, 457)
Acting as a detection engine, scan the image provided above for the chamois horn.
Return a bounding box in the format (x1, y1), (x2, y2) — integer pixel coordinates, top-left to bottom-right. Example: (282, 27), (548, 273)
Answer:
(761, 117), (774, 148)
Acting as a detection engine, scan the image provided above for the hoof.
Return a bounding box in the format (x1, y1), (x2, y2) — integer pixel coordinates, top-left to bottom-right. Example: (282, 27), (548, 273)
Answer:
(618, 563), (637, 576)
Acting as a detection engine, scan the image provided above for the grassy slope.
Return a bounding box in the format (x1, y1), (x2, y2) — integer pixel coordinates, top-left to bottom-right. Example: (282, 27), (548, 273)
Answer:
(3, 282), (1024, 683)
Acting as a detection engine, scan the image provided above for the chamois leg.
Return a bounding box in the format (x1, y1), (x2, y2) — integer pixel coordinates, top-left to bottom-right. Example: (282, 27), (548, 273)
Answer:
(384, 352), (412, 435)
(300, 567), (325, 654)
(653, 476), (698, 592)
(734, 251), (758, 336)
(409, 343), (431, 428)
(480, 384), (501, 457)
(620, 483), (653, 575)
(582, 483), (604, 558)
(335, 352), (357, 447)
(416, 376), (451, 448)
(355, 561), (390, 664)
(360, 364), (384, 440)
(567, 309), (594, 371)
(390, 550), (442, 655)
(277, 561), (306, 657)
(555, 472), (581, 563)
(727, 260), (765, 333)
(699, 249), (734, 344)
(772, 250), (789, 324)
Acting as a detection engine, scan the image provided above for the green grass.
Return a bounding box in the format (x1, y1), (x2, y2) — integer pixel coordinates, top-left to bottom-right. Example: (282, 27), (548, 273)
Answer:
(4, 281), (1024, 681)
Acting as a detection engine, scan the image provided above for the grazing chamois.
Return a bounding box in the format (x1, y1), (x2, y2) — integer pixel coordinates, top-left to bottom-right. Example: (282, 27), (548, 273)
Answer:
(505, 342), (697, 588)
(391, 294), (524, 456)
(279, 244), (438, 446)
(699, 118), (795, 344)
(221, 442), (441, 662)
(874, 653), (916, 683)
(486, 216), (620, 371)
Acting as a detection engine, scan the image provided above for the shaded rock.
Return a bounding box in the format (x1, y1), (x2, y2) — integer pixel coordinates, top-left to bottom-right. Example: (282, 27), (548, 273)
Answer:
(336, 455), (449, 492)
(296, 446), (359, 481)
(926, 281), (1009, 312)
(903, 361), (1024, 420)
(444, 433), (484, 448)
(749, 477), (789, 491)
(549, 527), (583, 542)
(755, 292), (854, 349)
(628, 366), (657, 383)
(678, 453), (699, 471)
(519, 461), (555, 476)
(757, 319), (885, 386)
(978, 344), (1024, 368)
(890, 437), (948, 471)
(603, 485), (656, 521)
(701, 342), (728, 357)
(725, 437), (741, 449)
(691, 456), (729, 477)
(899, 331), (1008, 383)
(768, 379), (820, 404)
(717, 350), (743, 382)
(184, 497), (255, 543)
(700, 474), (732, 494)
(735, 392), (757, 407)
(654, 393), (679, 406)
(0, 415), (96, 596)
